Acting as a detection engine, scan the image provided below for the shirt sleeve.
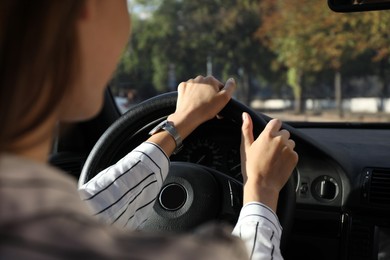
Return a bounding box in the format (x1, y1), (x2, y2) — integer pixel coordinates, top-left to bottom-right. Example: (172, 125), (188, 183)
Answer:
(0, 154), (250, 260)
(232, 202), (284, 260)
(78, 142), (170, 229)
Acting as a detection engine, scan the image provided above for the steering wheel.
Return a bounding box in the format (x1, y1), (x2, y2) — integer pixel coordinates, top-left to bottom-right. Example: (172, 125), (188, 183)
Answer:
(79, 92), (295, 251)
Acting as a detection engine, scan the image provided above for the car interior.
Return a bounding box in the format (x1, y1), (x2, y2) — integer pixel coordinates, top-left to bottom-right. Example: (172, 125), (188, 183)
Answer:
(50, 1), (390, 259)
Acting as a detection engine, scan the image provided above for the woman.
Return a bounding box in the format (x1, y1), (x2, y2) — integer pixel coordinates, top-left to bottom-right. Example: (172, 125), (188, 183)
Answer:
(0, 1), (298, 259)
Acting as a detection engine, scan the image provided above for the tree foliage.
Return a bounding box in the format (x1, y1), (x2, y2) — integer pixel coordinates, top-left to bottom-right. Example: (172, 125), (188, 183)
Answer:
(112, 0), (390, 114)
(114, 0), (275, 102)
(256, 0), (390, 113)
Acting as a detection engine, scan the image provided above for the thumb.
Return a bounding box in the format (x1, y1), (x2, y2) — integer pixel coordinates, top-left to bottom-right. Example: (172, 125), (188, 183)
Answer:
(241, 112), (254, 151)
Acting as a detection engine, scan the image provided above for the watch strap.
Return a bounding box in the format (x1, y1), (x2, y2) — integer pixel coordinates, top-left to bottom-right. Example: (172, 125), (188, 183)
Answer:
(149, 120), (183, 154)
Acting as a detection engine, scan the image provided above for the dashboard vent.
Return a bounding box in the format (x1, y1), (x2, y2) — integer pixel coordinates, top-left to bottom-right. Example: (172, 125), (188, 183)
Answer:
(367, 168), (390, 205)
(348, 219), (373, 260)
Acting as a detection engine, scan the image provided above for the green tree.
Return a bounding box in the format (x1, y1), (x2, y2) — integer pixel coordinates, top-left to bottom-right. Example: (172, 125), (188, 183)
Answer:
(116, 0), (275, 104)
(355, 11), (390, 111)
(257, 1), (377, 114)
(111, 14), (157, 100)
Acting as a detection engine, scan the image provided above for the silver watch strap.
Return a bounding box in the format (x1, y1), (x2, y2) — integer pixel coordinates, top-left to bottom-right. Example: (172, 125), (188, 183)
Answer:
(149, 120), (183, 154)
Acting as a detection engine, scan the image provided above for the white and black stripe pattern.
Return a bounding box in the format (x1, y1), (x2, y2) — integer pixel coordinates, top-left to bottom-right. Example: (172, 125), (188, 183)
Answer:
(232, 202), (283, 260)
(79, 142), (170, 230)
(78, 142), (284, 259)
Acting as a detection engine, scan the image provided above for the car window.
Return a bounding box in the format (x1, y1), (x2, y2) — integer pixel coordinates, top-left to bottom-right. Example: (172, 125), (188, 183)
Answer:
(110, 0), (390, 123)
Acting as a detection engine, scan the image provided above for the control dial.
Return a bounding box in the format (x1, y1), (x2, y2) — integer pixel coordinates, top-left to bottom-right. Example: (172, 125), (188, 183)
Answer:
(312, 175), (339, 201)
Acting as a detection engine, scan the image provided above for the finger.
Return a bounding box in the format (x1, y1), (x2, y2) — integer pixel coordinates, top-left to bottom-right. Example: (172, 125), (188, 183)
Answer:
(282, 148), (299, 169)
(211, 78), (236, 110)
(206, 76), (225, 90)
(241, 112), (254, 151)
(203, 76), (218, 84)
(292, 150), (299, 165)
(218, 78), (236, 98)
(194, 75), (204, 82)
(263, 118), (282, 137)
(278, 129), (291, 142)
(240, 113), (254, 178)
(202, 76), (224, 92)
(177, 82), (186, 93)
(287, 139), (296, 149)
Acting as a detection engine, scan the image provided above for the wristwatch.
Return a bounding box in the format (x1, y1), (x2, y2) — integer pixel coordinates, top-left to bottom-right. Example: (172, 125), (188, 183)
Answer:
(149, 120), (183, 154)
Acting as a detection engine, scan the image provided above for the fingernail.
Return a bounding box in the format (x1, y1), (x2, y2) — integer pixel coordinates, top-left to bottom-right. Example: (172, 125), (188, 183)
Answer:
(229, 78), (236, 84)
(242, 112), (247, 121)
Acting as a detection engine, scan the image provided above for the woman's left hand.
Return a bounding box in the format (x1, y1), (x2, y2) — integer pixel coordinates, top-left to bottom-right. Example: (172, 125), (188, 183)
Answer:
(167, 75), (236, 140)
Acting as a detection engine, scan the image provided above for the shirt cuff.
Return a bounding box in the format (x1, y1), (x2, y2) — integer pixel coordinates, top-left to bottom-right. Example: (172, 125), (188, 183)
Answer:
(237, 202), (282, 239)
(133, 142), (170, 183)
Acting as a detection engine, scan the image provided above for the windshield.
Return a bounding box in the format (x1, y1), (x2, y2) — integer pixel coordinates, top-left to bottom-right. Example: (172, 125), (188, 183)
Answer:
(110, 0), (390, 123)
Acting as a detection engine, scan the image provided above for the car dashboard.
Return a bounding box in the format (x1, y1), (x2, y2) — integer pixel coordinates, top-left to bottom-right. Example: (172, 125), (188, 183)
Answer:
(294, 127), (390, 260)
(169, 119), (390, 260)
(52, 113), (390, 260)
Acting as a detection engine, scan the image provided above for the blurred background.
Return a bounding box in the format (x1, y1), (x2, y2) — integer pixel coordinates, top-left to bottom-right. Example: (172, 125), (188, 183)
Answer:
(110, 0), (390, 122)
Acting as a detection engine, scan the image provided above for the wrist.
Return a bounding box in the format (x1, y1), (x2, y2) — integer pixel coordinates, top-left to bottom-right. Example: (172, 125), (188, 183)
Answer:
(149, 120), (183, 154)
(167, 113), (201, 140)
(243, 180), (280, 212)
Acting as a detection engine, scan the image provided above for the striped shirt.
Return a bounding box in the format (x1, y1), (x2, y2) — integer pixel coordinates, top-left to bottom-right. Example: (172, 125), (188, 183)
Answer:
(79, 142), (283, 260)
(0, 153), (248, 260)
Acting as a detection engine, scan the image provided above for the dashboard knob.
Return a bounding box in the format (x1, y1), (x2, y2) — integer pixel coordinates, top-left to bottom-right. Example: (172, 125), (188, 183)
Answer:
(312, 176), (339, 201)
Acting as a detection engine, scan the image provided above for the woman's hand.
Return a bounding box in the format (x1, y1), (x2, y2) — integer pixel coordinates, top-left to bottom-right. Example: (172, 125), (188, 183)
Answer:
(148, 75), (235, 156)
(240, 112), (298, 212)
(168, 76), (236, 140)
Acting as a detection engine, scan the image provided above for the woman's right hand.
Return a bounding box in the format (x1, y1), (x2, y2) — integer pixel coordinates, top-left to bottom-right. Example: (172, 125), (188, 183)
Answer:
(240, 112), (299, 212)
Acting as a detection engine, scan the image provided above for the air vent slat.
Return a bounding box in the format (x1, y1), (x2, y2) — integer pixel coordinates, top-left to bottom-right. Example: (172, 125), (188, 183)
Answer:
(348, 220), (372, 260)
(371, 186), (390, 191)
(368, 168), (390, 206)
(371, 178), (390, 182)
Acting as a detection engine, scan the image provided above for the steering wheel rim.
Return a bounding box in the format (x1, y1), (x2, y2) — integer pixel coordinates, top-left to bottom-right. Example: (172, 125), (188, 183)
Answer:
(79, 91), (295, 251)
